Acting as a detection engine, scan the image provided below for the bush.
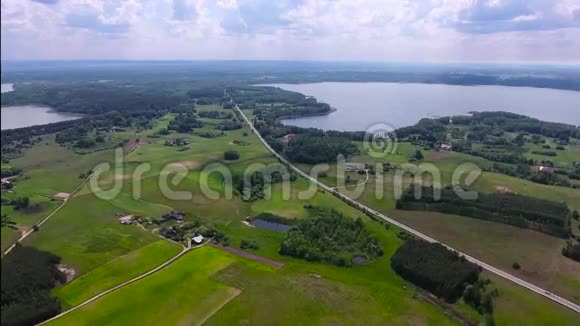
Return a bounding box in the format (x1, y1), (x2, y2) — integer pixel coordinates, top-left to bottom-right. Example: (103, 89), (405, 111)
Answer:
(224, 150), (240, 160)
(561, 241), (580, 262)
(512, 262), (521, 270)
(12, 197), (30, 210)
(531, 150), (557, 157)
(240, 239), (259, 250)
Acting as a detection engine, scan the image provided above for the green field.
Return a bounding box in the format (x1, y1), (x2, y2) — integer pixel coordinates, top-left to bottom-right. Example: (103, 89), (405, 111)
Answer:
(49, 246), (458, 326)
(325, 140), (580, 305)
(55, 240), (182, 308)
(6, 105), (579, 325)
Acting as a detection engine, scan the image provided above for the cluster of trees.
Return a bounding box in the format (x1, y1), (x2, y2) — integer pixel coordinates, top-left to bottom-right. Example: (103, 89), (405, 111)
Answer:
(531, 150), (557, 157)
(561, 241), (580, 262)
(0, 168), (22, 178)
(438, 111), (579, 139)
(197, 110), (233, 119)
(462, 278), (498, 316)
(240, 239), (260, 250)
(233, 167), (297, 202)
(285, 134), (359, 164)
(231, 86), (307, 108)
(223, 150), (240, 160)
(279, 210), (384, 267)
(1, 245), (65, 326)
(397, 186), (570, 238)
(168, 112), (204, 133)
(217, 120), (243, 131)
(390, 239), (480, 302)
(488, 163), (572, 188)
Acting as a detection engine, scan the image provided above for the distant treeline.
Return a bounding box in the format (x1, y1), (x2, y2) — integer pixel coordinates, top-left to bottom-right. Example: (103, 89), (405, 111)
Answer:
(1, 245), (65, 326)
(391, 239), (480, 302)
(396, 111), (579, 144)
(1, 82), (230, 157)
(397, 186), (571, 238)
(4, 61), (579, 91)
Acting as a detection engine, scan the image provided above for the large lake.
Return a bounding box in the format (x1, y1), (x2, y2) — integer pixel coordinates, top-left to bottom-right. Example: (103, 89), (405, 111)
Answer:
(268, 82), (580, 131)
(1, 83), (83, 130)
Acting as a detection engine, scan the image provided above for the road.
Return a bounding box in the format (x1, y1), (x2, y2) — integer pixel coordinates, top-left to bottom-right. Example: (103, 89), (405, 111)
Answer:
(234, 104), (580, 314)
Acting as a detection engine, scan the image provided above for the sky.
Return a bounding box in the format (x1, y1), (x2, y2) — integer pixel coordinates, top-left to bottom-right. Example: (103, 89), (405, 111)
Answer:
(1, 0), (580, 63)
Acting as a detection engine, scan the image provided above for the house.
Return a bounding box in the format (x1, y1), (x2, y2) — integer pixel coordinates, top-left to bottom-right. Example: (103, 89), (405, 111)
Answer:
(281, 134), (296, 143)
(159, 226), (177, 238)
(165, 138), (190, 147)
(109, 126), (127, 133)
(1, 180), (13, 190)
(345, 163), (364, 172)
(118, 215), (134, 225)
(192, 235), (204, 245)
(159, 210), (185, 223)
(530, 165), (556, 173)
(440, 143), (452, 151)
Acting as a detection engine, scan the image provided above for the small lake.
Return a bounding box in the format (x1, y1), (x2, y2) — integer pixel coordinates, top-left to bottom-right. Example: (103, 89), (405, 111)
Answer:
(267, 82), (580, 131)
(249, 219), (292, 232)
(1, 105), (83, 130)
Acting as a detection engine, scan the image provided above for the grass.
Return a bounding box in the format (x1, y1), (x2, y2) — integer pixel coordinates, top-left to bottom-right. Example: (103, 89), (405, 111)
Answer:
(9, 105), (579, 325)
(48, 246), (243, 326)
(390, 210), (580, 304)
(54, 240), (182, 308)
(523, 138), (580, 170)
(489, 272), (580, 325)
(48, 246), (458, 326)
(24, 193), (160, 274)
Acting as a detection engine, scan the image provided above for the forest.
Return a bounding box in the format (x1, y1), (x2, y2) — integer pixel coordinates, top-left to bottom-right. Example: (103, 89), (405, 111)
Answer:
(279, 209), (384, 267)
(284, 134), (359, 164)
(1, 82), (228, 157)
(390, 239), (480, 302)
(1, 245), (65, 326)
(397, 186), (571, 237)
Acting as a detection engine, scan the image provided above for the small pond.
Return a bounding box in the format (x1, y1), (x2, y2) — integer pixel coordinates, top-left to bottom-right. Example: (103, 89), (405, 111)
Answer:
(249, 219), (292, 232)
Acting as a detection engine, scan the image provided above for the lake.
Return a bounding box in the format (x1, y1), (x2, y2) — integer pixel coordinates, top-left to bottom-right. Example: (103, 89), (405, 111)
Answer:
(1, 105), (83, 130)
(268, 82), (580, 131)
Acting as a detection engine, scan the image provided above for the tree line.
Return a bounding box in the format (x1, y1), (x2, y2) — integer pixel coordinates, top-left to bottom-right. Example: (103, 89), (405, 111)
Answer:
(397, 186), (571, 238)
(1, 245), (65, 326)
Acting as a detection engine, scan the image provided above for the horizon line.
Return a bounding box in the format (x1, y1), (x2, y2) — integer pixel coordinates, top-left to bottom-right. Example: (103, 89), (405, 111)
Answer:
(2, 59), (580, 67)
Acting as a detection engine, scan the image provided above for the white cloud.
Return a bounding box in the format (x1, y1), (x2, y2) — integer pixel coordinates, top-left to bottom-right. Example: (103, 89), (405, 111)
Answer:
(1, 0), (579, 63)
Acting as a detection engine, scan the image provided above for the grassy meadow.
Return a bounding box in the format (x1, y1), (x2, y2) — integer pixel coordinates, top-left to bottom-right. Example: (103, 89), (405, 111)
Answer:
(4, 105), (579, 325)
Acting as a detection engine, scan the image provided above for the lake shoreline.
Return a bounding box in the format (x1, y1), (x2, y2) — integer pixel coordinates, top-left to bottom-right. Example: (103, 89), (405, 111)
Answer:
(267, 82), (580, 131)
(1, 104), (85, 131)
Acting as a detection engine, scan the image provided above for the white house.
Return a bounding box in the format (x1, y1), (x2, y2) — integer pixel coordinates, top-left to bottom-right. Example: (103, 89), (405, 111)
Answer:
(192, 235), (204, 245)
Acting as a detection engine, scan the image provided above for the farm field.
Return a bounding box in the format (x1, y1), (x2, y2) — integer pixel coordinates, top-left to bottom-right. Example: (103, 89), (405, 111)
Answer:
(48, 246), (459, 326)
(319, 141), (580, 304)
(48, 246), (242, 326)
(391, 210), (580, 304)
(54, 240), (182, 308)
(5, 104), (579, 326)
